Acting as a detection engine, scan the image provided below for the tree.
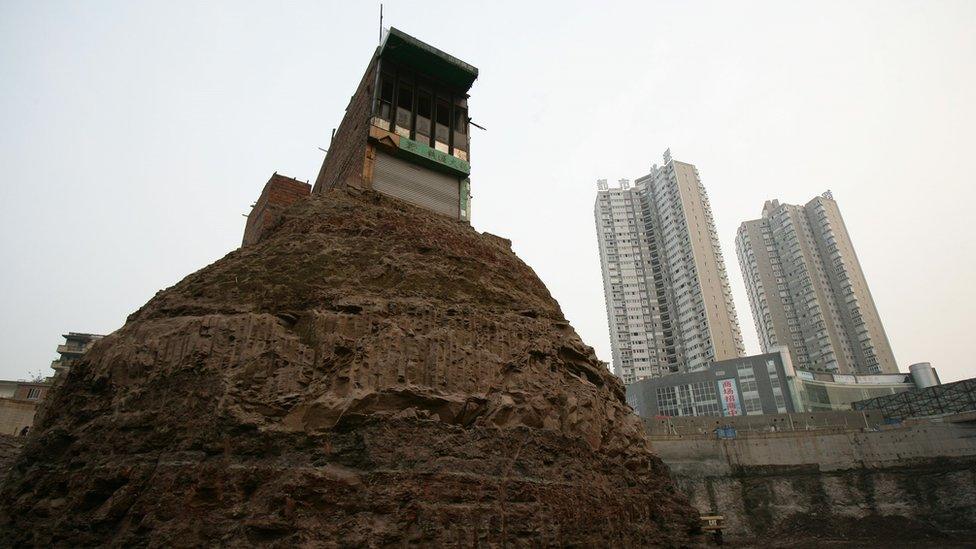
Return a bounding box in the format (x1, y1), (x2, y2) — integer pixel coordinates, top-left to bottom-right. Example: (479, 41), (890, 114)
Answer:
(27, 369), (48, 383)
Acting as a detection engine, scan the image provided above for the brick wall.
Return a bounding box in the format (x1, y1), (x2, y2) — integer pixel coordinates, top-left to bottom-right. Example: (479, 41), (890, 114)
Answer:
(12, 383), (48, 402)
(312, 51), (378, 194)
(242, 173), (311, 247)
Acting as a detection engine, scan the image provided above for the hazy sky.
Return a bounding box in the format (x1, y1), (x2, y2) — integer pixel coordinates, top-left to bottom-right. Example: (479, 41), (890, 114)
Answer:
(2, 1), (974, 383)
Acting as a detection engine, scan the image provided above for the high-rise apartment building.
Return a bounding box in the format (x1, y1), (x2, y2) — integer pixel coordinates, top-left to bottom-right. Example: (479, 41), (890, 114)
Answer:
(735, 192), (897, 374)
(595, 151), (745, 384)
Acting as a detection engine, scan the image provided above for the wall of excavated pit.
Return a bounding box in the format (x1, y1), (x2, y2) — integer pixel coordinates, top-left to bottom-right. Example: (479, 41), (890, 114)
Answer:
(676, 459), (976, 541)
(652, 417), (976, 539)
(653, 417), (976, 471)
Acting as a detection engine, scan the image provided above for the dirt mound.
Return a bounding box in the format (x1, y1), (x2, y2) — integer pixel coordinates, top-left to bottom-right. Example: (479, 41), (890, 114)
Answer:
(0, 189), (700, 546)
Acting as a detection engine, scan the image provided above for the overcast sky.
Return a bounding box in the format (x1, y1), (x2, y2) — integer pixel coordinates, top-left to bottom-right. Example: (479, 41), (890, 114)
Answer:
(2, 1), (974, 383)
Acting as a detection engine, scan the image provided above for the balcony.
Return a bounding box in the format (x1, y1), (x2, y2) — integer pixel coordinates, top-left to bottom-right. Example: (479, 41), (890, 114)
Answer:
(57, 345), (86, 356)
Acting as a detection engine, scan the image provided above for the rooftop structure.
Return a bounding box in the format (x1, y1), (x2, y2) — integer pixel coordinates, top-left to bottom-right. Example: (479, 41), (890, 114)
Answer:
(242, 173), (311, 247)
(853, 373), (973, 421)
(313, 28), (478, 222)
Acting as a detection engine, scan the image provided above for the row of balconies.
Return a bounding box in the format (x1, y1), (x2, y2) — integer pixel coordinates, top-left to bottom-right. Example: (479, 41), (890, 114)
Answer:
(56, 344), (86, 356)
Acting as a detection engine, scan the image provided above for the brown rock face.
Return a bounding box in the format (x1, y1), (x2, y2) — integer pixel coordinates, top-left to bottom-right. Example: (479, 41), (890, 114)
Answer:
(0, 189), (700, 546)
(0, 436), (24, 476)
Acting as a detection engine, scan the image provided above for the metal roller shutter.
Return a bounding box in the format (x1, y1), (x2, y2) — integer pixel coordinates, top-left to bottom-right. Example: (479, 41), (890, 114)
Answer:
(372, 152), (460, 219)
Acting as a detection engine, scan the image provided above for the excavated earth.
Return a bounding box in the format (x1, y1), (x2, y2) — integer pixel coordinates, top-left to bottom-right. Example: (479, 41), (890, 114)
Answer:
(0, 436), (23, 476)
(0, 188), (701, 546)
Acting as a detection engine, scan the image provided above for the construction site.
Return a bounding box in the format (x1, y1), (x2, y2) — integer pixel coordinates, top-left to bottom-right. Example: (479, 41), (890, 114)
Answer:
(1, 21), (975, 549)
(0, 28), (702, 546)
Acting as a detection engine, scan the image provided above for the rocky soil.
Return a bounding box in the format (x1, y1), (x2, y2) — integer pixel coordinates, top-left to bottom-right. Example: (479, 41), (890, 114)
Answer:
(0, 435), (23, 477)
(0, 189), (701, 546)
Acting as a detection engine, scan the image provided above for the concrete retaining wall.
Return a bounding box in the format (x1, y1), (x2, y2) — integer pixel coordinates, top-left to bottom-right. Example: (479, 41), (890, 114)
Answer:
(652, 416), (976, 541)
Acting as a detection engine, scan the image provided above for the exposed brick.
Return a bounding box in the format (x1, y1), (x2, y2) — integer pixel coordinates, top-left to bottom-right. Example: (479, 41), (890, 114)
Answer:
(242, 173), (311, 247)
(312, 52), (377, 194)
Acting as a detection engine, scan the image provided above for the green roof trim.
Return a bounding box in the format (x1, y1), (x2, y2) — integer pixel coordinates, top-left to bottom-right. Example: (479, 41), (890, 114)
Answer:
(381, 27), (478, 91)
(397, 136), (470, 176)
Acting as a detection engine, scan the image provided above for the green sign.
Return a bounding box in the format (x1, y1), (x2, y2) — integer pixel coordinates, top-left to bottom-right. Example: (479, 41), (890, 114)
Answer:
(398, 136), (470, 175)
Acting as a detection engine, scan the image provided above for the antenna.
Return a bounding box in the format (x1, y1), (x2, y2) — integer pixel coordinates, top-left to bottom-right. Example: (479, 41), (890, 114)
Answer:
(379, 4), (383, 44)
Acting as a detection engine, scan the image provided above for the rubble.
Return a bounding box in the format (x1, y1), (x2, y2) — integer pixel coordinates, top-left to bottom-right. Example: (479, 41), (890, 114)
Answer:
(0, 189), (700, 546)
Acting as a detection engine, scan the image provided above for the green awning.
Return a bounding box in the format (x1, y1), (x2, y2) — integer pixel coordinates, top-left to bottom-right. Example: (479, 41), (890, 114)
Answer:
(381, 27), (478, 92)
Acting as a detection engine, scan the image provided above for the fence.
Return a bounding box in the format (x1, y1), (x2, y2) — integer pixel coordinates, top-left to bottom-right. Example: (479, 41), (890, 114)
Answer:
(852, 378), (976, 420)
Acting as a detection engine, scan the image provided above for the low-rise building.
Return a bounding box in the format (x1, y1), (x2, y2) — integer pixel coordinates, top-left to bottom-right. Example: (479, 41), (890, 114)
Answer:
(626, 347), (929, 418)
(0, 380), (51, 436)
(791, 368), (917, 413)
(241, 28), (479, 246)
(627, 349), (795, 417)
(313, 27), (478, 222)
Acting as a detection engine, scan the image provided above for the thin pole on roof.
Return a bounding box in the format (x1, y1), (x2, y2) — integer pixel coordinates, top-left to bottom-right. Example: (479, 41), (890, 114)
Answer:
(378, 4), (383, 44)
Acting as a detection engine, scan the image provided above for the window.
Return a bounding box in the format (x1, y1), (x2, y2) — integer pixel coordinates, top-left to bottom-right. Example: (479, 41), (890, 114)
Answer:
(453, 105), (468, 153)
(415, 89), (432, 142)
(376, 76), (394, 122)
(375, 65), (473, 158)
(435, 98), (451, 148)
(774, 394), (787, 412)
(656, 386), (679, 416)
(655, 382), (720, 417)
(744, 397), (763, 414)
(395, 81), (414, 132)
(26, 387), (41, 400)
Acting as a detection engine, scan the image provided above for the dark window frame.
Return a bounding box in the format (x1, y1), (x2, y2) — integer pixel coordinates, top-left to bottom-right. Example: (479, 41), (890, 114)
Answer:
(373, 58), (470, 155)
